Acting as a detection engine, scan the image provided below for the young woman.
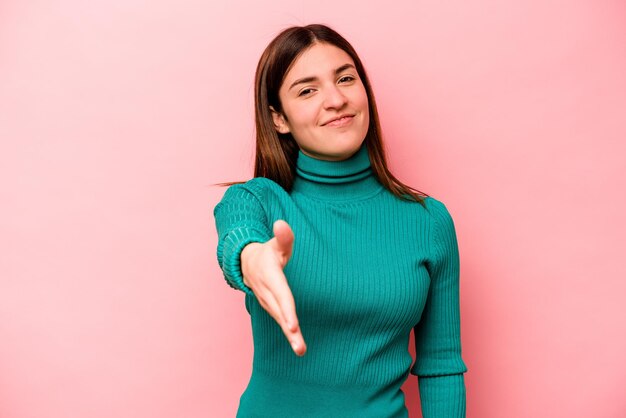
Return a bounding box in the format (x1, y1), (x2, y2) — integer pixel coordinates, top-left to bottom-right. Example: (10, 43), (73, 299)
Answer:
(213, 24), (468, 418)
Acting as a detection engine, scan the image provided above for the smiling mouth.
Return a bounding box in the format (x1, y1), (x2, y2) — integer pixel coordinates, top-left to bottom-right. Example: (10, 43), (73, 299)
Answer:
(324, 115), (354, 127)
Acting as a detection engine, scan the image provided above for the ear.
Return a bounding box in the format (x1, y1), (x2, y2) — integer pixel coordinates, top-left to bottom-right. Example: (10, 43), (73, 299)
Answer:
(269, 106), (290, 134)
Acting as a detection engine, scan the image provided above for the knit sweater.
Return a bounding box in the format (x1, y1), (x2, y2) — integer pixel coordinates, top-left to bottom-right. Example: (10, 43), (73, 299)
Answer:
(213, 142), (468, 418)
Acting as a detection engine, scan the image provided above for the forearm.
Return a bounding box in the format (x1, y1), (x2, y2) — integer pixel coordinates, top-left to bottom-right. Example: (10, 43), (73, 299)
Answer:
(240, 242), (265, 289)
(218, 230), (267, 295)
(418, 373), (466, 418)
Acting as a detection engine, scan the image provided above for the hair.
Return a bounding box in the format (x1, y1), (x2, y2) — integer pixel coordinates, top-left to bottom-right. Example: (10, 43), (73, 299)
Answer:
(217, 24), (429, 206)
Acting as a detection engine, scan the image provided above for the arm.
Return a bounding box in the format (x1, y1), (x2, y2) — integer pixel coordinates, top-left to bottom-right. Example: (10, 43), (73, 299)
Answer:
(214, 185), (307, 355)
(213, 183), (272, 296)
(411, 199), (468, 418)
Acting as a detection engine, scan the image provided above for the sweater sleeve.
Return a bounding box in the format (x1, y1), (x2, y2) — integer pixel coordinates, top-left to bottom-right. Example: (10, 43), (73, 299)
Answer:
(213, 183), (272, 296)
(411, 199), (468, 418)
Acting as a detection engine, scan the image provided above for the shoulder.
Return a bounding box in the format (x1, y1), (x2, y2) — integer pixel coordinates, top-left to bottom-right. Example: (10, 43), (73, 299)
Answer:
(232, 177), (287, 199)
(384, 192), (453, 225)
(420, 195), (456, 232)
(422, 195), (451, 217)
(401, 194), (451, 218)
(240, 177), (287, 196)
(216, 177), (289, 207)
(422, 195), (458, 244)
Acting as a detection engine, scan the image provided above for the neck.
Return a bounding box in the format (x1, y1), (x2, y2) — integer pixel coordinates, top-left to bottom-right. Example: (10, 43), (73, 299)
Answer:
(291, 143), (384, 202)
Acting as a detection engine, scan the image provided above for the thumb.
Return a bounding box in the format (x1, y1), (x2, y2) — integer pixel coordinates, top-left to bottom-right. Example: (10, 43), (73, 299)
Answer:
(272, 219), (294, 261)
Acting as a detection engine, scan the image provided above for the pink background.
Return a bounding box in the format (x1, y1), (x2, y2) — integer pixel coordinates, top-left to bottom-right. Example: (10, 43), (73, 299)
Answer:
(1, 1), (625, 417)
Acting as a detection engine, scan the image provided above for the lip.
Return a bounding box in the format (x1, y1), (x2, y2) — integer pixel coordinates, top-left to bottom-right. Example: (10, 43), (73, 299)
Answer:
(322, 114), (355, 127)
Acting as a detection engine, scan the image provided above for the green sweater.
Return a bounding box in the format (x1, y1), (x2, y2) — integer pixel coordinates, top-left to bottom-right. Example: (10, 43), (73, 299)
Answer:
(213, 143), (468, 417)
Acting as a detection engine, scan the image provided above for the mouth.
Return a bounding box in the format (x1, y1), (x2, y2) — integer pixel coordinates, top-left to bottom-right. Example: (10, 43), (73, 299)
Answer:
(322, 114), (355, 127)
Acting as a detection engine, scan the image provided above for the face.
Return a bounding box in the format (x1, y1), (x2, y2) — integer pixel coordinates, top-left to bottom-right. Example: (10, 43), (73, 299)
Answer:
(271, 42), (370, 161)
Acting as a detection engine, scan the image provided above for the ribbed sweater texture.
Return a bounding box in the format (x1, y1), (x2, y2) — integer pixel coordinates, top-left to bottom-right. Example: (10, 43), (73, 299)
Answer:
(213, 143), (468, 417)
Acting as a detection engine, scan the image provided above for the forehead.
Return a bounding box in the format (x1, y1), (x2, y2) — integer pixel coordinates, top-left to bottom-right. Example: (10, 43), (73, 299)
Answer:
(283, 42), (355, 81)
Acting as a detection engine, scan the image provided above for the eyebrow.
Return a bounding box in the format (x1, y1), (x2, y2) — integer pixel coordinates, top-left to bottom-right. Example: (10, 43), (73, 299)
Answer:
(288, 63), (356, 91)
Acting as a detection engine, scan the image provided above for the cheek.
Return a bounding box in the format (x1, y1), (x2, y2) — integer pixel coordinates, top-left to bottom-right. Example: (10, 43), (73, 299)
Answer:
(286, 102), (317, 128)
(348, 85), (369, 113)
(358, 89), (369, 110)
(357, 92), (370, 122)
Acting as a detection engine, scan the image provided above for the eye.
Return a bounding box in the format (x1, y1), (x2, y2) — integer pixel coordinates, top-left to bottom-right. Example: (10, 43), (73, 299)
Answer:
(298, 88), (315, 97)
(338, 75), (356, 83)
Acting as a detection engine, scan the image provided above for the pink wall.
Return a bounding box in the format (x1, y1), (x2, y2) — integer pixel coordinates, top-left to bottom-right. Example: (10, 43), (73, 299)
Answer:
(1, 1), (625, 417)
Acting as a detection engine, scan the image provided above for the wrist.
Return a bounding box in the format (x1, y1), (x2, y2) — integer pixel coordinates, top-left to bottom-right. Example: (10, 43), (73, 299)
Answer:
(241, 242), (264, 287)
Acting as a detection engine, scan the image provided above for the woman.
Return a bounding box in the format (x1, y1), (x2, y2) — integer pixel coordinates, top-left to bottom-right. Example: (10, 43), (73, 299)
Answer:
(213, 24), (468, 418)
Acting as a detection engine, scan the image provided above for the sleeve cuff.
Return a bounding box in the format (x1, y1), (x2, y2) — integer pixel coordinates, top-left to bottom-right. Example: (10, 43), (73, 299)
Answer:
(418, 373), (467, 418)
(221, 227), (270, 296)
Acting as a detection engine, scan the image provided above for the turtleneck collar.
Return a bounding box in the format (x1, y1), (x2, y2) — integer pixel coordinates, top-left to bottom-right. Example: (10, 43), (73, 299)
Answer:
(292, 142), (384, 202)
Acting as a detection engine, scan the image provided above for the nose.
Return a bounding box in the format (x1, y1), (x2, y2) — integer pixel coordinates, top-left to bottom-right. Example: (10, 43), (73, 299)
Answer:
(323, 84), (348, 109)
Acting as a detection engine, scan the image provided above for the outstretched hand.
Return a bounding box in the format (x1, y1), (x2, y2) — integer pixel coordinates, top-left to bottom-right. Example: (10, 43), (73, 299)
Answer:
(240, 220), (306, 356)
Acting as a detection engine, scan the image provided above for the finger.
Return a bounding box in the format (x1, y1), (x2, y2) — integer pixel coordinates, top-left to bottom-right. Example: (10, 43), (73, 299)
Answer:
(257, 284), (306, 356)
(260, 265), (305, 353)
(271, 271), (306, 354)
(272, 220), (294, 261)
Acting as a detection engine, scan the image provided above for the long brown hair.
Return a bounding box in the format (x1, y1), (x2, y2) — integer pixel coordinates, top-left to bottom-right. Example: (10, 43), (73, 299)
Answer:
(217, 24), (429, 206)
